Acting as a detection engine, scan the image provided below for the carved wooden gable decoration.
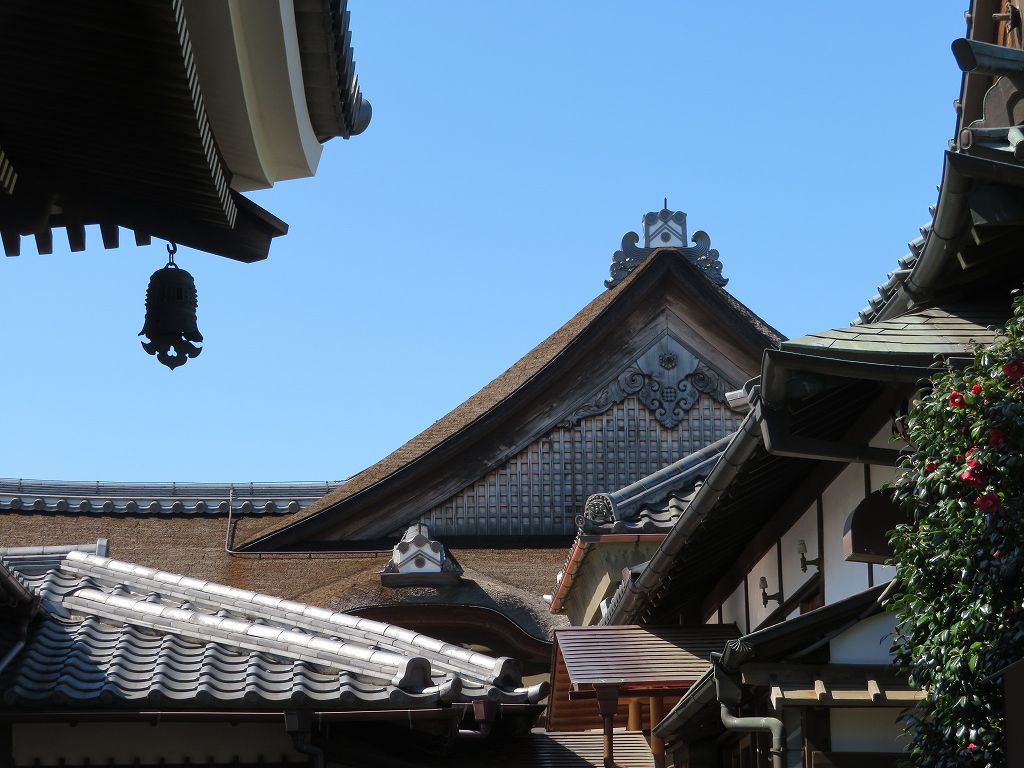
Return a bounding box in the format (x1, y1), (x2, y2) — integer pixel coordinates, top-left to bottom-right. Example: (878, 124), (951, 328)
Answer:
(242, 218), (784, 550)
(564, 334), (729, 429)
(415, 333), (743, 538)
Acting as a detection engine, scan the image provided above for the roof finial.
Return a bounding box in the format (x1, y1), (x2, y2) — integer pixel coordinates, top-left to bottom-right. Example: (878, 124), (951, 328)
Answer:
(605, 203), (729, 289)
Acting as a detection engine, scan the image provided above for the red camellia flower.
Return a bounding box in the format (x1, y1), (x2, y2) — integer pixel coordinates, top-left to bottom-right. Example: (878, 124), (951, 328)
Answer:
(968, 743), (978, 751)
(990, 429), (1006, 448)
(960, 470), (987, 489)
(977, 492), (1000, 513)
(993, 550), (1002, 559)
(967, 458), (982, 470)
(925, 461), (939, 472)
(1004, 360), (1024, 379)
(948, 391), (966, 408)
(971, 383), (982, 394)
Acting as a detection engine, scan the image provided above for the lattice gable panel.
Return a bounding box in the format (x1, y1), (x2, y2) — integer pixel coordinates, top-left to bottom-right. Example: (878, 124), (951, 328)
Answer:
(416, 392), (742, 537)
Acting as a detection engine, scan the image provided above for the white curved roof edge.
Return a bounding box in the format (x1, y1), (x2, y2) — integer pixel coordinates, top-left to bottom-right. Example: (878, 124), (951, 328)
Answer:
(184, 0), (323, 192)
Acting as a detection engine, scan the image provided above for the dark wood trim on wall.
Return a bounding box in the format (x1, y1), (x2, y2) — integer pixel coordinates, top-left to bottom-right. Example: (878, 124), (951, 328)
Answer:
(776, 537), (785, 602)
(699, 461), (844, 622)
(0, 722), (11, 768)
(816, 495), (825, 578)
(743, 573), (750, 634)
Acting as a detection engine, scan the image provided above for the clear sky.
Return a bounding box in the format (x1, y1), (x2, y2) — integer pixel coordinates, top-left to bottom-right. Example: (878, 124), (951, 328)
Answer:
(1, 2), (966, 482)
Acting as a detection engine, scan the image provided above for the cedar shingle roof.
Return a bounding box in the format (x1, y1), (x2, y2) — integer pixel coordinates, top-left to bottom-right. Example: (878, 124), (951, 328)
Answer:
(245, 249), (784, 548)
(0, 514), (568, 640)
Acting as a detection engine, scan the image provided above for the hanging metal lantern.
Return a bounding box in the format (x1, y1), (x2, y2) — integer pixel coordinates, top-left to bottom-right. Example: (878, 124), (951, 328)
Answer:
(139, 243), (203, 370)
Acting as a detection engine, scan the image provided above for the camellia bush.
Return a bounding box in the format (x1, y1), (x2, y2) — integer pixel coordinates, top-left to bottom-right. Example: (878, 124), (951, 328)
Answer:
(889, 294), (1024, 768)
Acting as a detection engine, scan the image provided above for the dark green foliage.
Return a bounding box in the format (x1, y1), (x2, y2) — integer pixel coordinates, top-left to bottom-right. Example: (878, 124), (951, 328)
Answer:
(889, 295), (1024, 768)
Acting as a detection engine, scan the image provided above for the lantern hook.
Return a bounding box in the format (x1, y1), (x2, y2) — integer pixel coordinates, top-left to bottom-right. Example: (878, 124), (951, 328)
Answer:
(165, 242), (178, 268)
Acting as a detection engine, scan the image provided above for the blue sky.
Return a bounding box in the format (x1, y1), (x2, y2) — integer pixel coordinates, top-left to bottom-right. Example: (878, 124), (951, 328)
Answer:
(1, 2), (966, 482)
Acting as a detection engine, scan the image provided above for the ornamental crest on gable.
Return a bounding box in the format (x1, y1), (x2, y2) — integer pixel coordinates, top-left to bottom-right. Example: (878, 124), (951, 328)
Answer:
(562, 335), (731, 428)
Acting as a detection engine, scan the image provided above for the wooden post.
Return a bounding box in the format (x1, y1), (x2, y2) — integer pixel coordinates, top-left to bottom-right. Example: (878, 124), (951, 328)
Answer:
(649, 695), (665, 768)
(1008, 662), (1024, 766)
(627, 699), (642, 731)
(595, 685), (620, 768)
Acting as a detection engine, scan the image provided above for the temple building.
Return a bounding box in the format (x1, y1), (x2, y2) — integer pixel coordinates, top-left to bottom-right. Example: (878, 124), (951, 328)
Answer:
(0, 202), (781, 723)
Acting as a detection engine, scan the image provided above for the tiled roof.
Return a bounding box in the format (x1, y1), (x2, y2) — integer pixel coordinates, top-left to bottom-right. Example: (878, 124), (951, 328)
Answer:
(854, 218), (932, 325)
(0, 540), (108, 576)
(1, 550), (548, 710)
(579, 436), (729, 535)
(548, 441), (727, 614)
(785, 304), (1008, 363)
(0, 479), (342, 516)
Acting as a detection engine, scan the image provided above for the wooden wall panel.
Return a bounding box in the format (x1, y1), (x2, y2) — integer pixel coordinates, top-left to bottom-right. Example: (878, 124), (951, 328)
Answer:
(417, 394), (740, 537)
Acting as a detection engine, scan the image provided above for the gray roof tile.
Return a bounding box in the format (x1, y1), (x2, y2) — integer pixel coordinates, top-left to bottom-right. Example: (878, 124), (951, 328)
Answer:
(786, 304), (1008, 362)
(2, 551), (548, 710)
(0, 479), (342, 516)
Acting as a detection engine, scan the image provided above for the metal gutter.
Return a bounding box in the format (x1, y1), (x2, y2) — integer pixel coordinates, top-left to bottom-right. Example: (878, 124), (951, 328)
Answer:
(601, 413), (764, 626)
(876, 152), (971, 321)
(874, 33), (1021, 324)
(759, 349), (933, 409)
(652, 668), (715, 739)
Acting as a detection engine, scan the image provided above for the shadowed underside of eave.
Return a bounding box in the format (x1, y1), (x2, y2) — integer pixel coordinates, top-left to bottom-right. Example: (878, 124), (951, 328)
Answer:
(0, 0), (287, 262)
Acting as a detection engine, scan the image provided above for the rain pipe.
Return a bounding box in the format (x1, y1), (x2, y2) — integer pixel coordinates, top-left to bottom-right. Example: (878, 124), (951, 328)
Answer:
(719, 704), (784, 768)
(713, 656), (784, 768)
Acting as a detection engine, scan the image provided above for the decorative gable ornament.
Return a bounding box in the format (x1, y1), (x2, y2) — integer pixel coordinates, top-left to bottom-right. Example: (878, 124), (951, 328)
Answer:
(606, 203), (727, 289)
(562, 335), (731, 429)
(380, 523), (463, 587)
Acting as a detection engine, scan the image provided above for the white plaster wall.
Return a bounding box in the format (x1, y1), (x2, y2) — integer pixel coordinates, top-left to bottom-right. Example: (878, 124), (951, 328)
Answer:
(747, 542), (780, 630)
(821, 464), (870, 604)
(869, 463), (899, 491)
(868, 422), (897, 450)
(830, 612), (896, 664)
(721, 579), (747, 634)
(830, 708), (910, 752)
(780, 503), (819, 600)
(14, 722), (301, 765)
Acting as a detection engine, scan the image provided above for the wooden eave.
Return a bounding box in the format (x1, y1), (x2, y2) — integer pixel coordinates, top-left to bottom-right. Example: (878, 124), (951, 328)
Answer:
(740, 662), (925, 709)
(243, 250), (784, 549)
(0, 0), (287, 262)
